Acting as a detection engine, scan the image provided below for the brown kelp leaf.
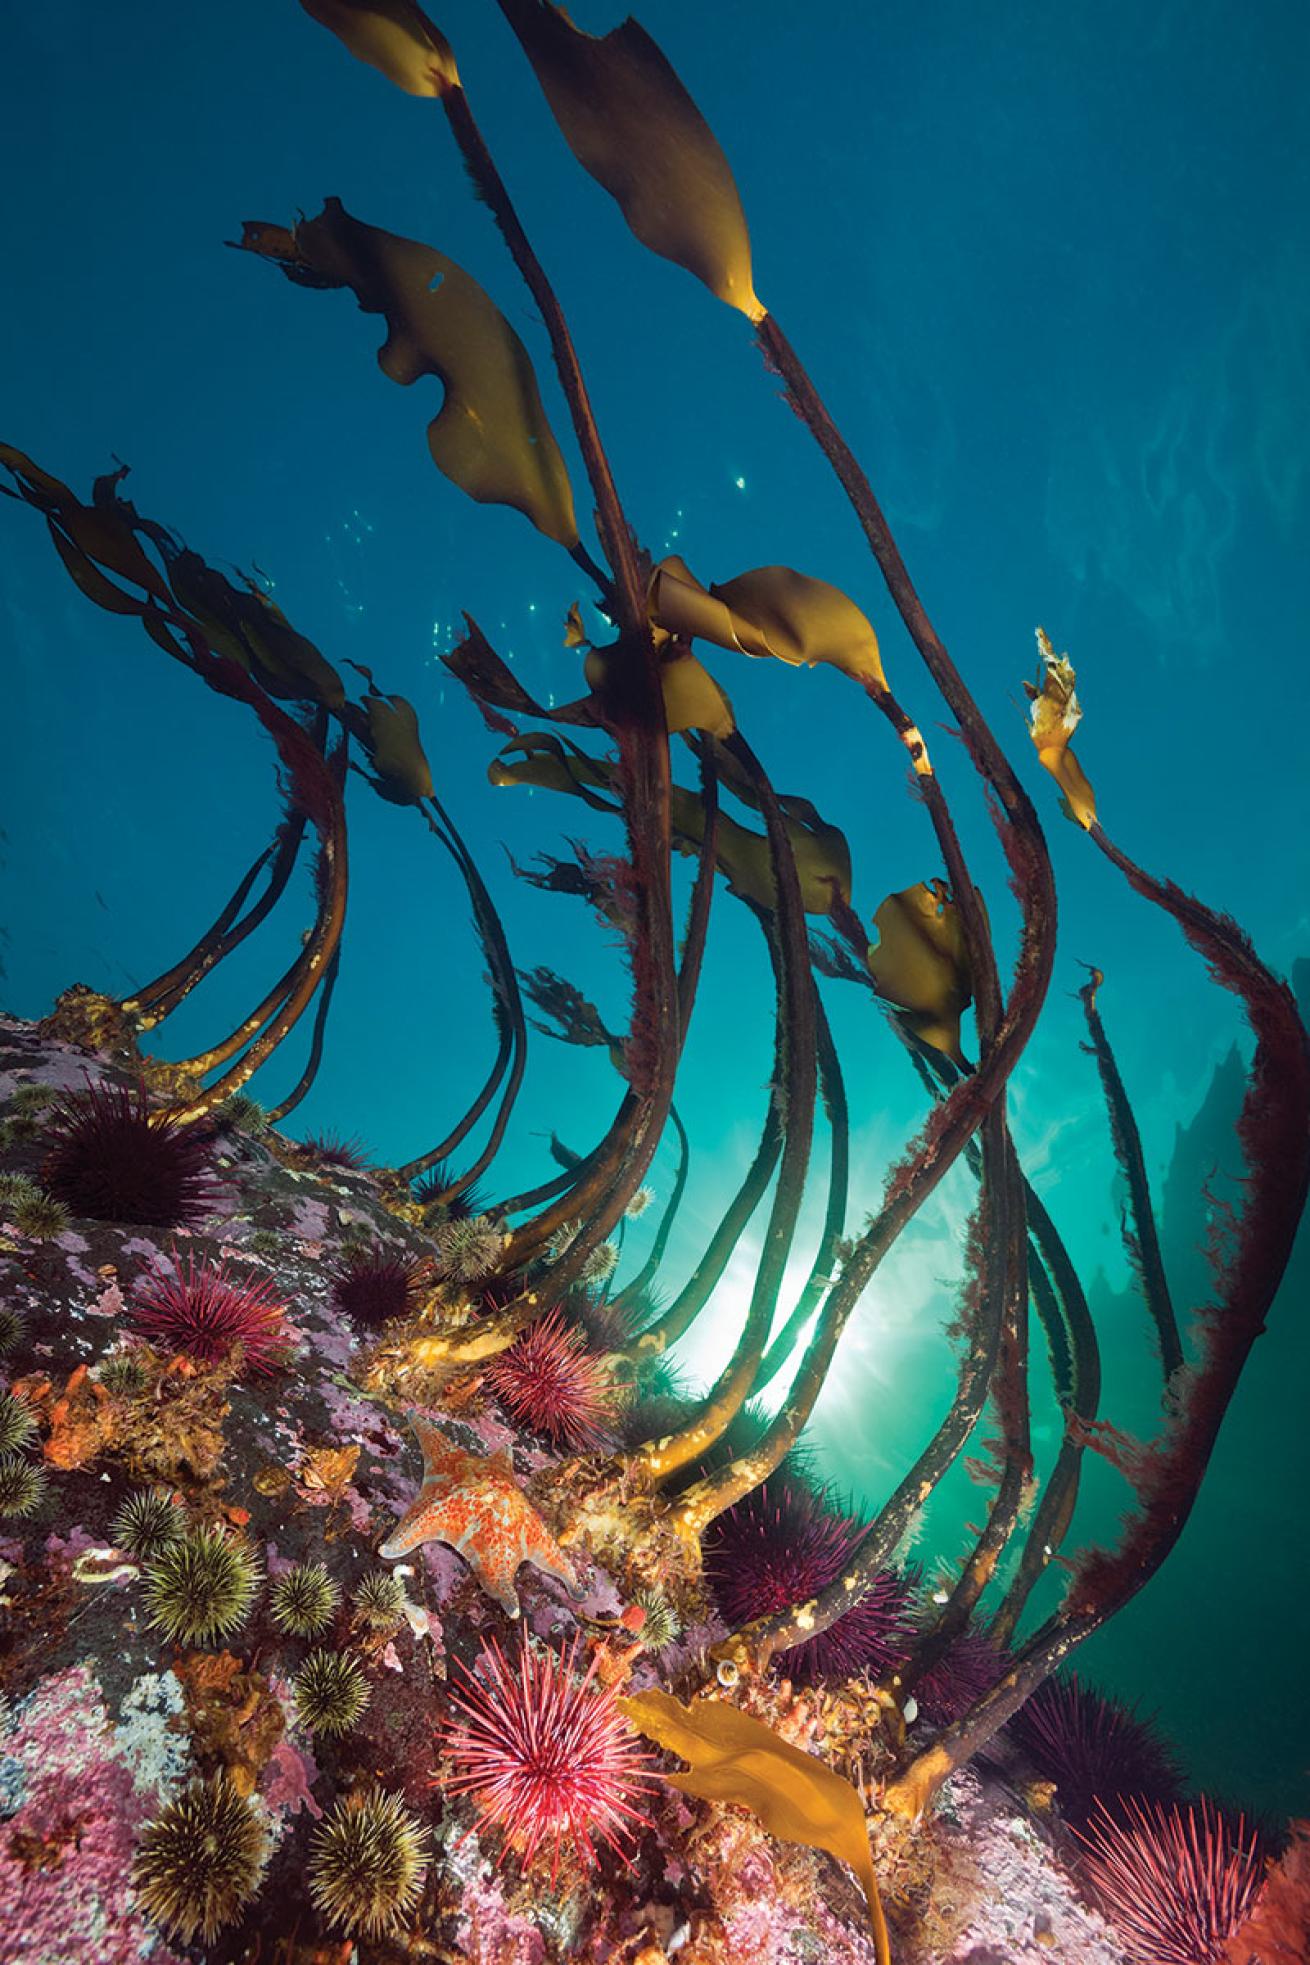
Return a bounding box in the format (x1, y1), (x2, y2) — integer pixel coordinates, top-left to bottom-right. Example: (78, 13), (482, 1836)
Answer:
(866, 879), (975, 1062)
(649, 556), (885, 687)
(1, 443), (171, 603)
(357, 690), (435, 804)
(488, 731), (621, 809)
(670, 787), (850, 916)
(619, 1690), (887, 1947)
(237, 201), (578, 547)
(497, 0), (760, 318)
(586, 635), (735, 737)
(299, 0), (459, 94)
(160, 549), (346, 709)
(1023, 628), (1097, 830)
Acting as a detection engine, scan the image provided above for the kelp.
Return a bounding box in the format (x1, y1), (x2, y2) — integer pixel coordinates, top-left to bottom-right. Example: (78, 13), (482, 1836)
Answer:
(619, 1690), (889, 1963)
(6, 1), (1306, 1902)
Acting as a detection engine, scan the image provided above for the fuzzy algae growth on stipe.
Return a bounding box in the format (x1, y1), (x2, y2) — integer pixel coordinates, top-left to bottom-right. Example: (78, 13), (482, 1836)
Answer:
(0, 1), (1305, 1962)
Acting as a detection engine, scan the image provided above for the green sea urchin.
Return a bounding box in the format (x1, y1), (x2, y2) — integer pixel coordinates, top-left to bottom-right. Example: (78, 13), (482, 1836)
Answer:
(111, 1488), (183, 1559)
(0, 1304), (26, 1357)
(271, 1561), (341, 1638)
(430, 1211), (505, 1283)
(352, 1569), (407, 1633)
(631, 1586), (682, 1651)
(0, 1174), (69, 1238)
(98, 1349), (150, 1396)
(144, 1525), (260, 1645)
(0, 1452), (47, 1518)
(308, 1786), (430, 1938)
(294, 1649), (370, 1736)
(133, 1774), (268, 1943)
(0, 1389), (37, 1456)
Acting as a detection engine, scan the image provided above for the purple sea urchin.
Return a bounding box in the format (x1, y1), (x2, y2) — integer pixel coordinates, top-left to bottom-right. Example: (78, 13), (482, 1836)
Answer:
(133, 1774), (268, 1943)
(702, 1477), (915, 1684)
(440, 1633), (654, 1882)
(330, 1245), (427, 1327)
(42, 1080), (218, 1227)
(132, 1256), (291, 1374)
(1008, 1671), (1184, 1827)
(297, 1129), (372, 1168)
(1077, 1796), (1265, 1965)
(484, 1305), (617, 1451)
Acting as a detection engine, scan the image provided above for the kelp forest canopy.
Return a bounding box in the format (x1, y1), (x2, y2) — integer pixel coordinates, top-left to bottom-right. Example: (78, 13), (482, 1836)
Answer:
(3, 0), (1307, 1834)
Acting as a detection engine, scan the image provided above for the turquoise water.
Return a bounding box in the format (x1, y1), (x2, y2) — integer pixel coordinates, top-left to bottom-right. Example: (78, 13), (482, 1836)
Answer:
(2, 1), (1307, 1821)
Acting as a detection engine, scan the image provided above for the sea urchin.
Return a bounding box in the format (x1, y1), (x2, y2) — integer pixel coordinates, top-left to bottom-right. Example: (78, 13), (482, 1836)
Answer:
(330, 1245), (427, 1328)
(1008, 1671), (1184, 1827)
(1077, 1795), (1266, 1965)
(440, 1632), (654, 1882)
(484, 1305), (617, 1452)
(308, 1787), (430, 1938)
(702, 1477), (915, 1685)
(144, 1525), (260, 1645)
(131, 1256), (291, 1375)
(111, 1488), (183, 1560)
(133, 1774), (268, 1943)
(294, 1649), (371, 1736)
(271, 1561), (341, 1638)
(42, 1080), (218, 1227)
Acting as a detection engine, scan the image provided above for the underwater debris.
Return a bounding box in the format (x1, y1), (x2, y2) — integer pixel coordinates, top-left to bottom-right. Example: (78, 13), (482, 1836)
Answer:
(378, 1409), (579, 1617)
(271, 1559), (342, 1637)
(132, 1772), (269, 1943)
(293, 1647), (371, 1736)
(41, 1080), (219, 1227)
(307, 1785), (431, 1939)
(441, 1631), (656, 1881)
(143, 1523), (261, 1645)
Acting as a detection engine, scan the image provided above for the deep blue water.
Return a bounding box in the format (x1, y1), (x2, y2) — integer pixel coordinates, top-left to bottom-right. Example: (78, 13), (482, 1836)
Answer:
(2, 1), (1307, 1819)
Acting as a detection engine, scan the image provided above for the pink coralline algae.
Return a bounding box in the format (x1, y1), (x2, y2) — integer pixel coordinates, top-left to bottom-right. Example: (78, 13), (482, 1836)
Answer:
(0, 1665), (185, 1965)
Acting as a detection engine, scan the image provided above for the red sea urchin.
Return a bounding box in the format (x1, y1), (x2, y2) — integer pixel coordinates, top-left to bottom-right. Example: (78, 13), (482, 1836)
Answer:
(439, 1632), (654, 1882)
(483, 1306), (617, 1451)
(331, 1246), (427, 1328)
(702, 1477), (915, 1685)
(132, 1257), (291, 1374)
(43, 1080), (218, 1228)
(1008, 1671), (1184, 1827)
(1077, 1796), (1266, 1965)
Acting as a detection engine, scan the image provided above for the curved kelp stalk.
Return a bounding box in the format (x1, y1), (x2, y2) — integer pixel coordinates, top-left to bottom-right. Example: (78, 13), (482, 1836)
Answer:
(1077, 964), (1184, 1384)
(752, 987), (849, 1395)
(0, 447), (350, 1121)
(265, 940), (343, 1124)
(630, 731), (818, 1499)
(876, 649), (1310, 1818)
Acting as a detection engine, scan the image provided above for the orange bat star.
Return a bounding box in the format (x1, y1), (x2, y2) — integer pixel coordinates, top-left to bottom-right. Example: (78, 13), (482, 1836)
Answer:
(378, 1410), (581, 1618)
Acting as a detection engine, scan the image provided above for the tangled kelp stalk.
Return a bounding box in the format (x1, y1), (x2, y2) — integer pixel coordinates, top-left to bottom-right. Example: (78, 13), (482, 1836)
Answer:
(3, 0), (1307, 1956)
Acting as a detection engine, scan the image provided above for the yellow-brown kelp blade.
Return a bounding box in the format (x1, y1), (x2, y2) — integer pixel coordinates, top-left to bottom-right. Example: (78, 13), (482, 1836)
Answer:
(1024, 627), (1097, 830)
(496, 0), (760, 318)
(670, 787), (851, 918)
(618, 1690), (889, 1958)
(488, 731), (620, 807)
(358, 691), (434, 805)
(649, 556), (886, 687)
(298, 0), (459, 95)
(866, 879), (975, 1062)
(0, 443), (171, 607)
(586, 636), (736, 738)
(236, 202), (578, 548)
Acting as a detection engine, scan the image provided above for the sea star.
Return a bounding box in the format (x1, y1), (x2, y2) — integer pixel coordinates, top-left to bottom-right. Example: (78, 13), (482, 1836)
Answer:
(378, 1410), (581, 1617)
